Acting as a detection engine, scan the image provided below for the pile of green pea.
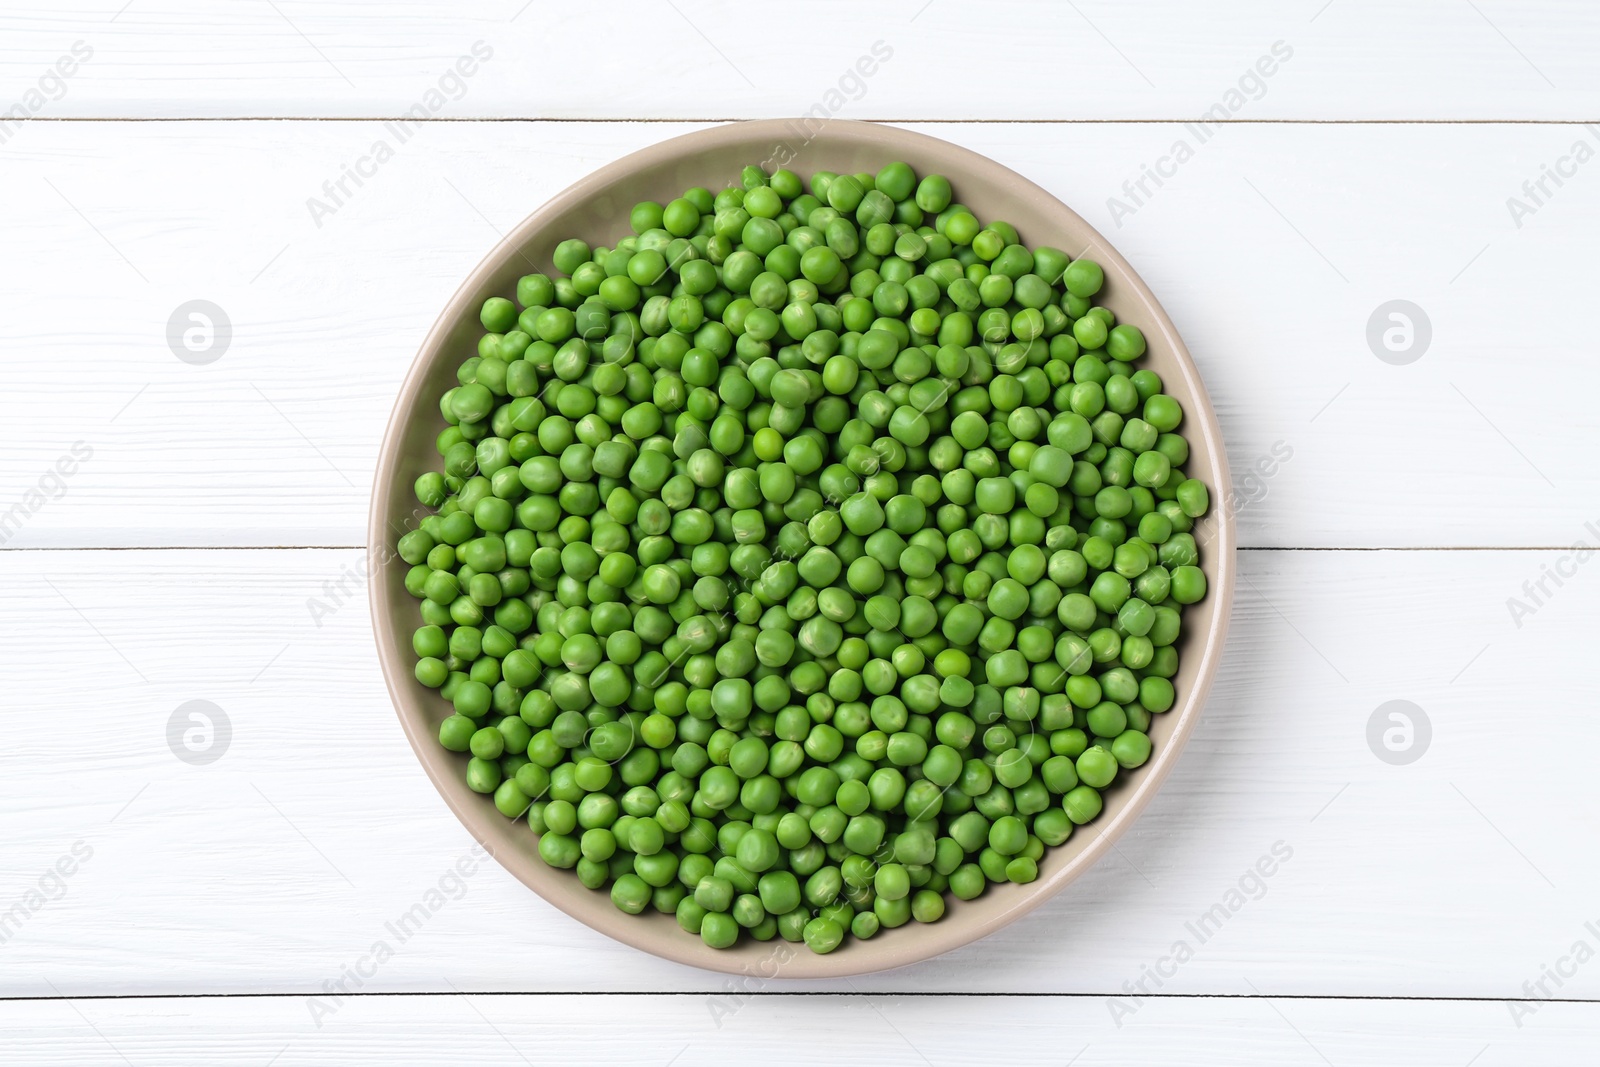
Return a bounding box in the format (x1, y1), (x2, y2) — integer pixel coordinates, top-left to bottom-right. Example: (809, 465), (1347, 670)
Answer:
(398, 160), (1210, 956)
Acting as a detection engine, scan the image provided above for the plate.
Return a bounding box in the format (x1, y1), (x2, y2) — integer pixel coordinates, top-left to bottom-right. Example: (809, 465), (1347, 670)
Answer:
(369, 119), (1235, 977)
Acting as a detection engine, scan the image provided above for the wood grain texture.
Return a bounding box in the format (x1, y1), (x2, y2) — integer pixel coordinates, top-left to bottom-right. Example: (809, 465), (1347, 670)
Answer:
(0, 1), (1595, 120)
(1, 546), (1591, 998)
(1, 120), (1595, 549)
(2, 993), (1593, 1065)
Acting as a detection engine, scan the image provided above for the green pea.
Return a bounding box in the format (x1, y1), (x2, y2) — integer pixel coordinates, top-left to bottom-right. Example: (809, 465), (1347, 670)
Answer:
(1170, 565), (1207, 604)
(802, 916), (845, 954)
(701, 911), (740, 948)
(405, 162), (1214, 954)
(1112, 729), (1153, 768)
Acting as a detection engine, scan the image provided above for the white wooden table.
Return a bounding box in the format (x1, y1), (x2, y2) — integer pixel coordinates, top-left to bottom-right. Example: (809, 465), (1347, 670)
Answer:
(3, 2), (1597, 1061)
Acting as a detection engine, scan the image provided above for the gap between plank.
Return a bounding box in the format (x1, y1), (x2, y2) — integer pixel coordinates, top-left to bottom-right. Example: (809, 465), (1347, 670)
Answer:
(8, 116), (1600, 125)
(0, 990), (1594, 1005)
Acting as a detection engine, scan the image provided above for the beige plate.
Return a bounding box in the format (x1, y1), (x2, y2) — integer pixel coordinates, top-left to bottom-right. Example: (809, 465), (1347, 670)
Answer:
(369, 119), (1236, 978)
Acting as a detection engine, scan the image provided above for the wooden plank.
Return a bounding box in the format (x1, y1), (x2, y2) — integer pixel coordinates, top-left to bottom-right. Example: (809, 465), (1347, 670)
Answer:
(0, 546), (1591, 996)
(0, 993), (1591, 1064)
(1, 1), (1594, 120)
(0, 120), (1592, 548)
